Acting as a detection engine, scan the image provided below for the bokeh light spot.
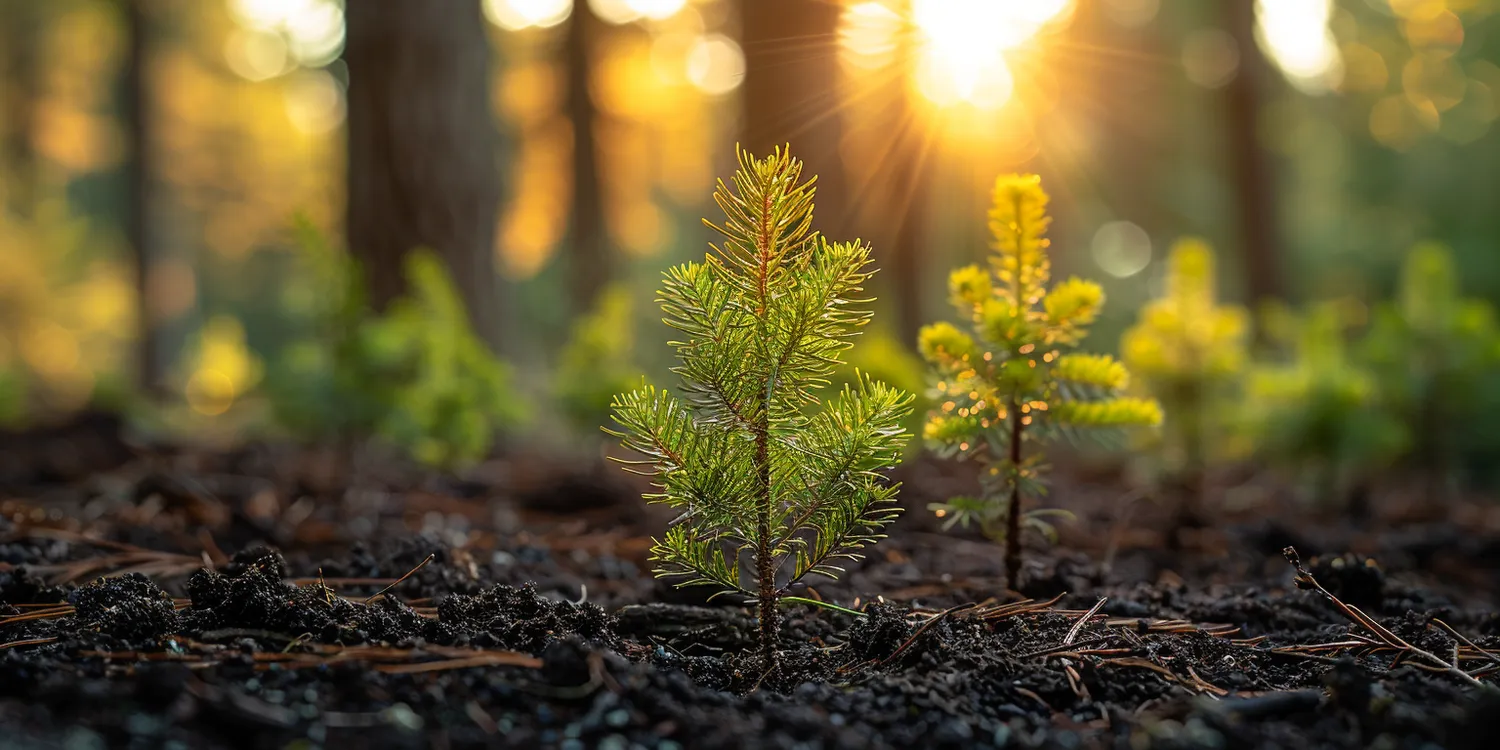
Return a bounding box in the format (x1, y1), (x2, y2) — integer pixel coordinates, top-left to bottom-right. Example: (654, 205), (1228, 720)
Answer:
(1182, 28), (1240, 89)
(686, 34), (744, 96)
(484, 0), (572, 31)
(1092, 221), (1153, 278)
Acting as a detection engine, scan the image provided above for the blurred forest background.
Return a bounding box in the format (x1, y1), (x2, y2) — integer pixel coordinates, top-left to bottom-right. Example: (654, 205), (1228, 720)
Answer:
(2, 0), (1498, 448)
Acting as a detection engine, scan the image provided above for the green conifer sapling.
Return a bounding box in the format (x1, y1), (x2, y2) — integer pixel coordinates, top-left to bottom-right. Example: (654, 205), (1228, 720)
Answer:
(919, 174), (1160, 591)
(1120, 238), (1249, 519)
(608, 148), (913, 668)
(1362, 243), (1500, 496)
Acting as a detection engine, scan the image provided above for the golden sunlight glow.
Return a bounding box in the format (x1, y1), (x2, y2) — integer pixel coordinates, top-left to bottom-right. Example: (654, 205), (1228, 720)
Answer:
(588, 0), (685, 25)
(911, 0), (1071, 109)
(282, 69), (345, 135)
(226, 0), (344, 69)
(1255, 0), (1343, 94)
(484, 0), (573, 31)
(839, 2), (902, 71)
(628, 0), (687, 20)
(223, 29), (290, 82)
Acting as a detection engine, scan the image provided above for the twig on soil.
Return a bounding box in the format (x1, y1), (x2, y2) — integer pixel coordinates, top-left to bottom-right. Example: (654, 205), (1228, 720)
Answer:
(876, 603), (977, 668)
(363, 553), (435, 604)
(973, 592), (1066, 621)
(1054, 597), (1108, 702)
(0, 637), (57, 650)
(1283, 546), (1484, 688)
(1431, 618), (1500, 672)
(1066, 597), (1108, 647)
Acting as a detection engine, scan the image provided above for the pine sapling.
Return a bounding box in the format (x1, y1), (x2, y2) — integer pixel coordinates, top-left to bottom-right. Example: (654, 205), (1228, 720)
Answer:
(919, 174), (1160, 591)
(608, 147), (913, 669)
(1247, 302), (1407, 508)
(1361, 243), (1500, 497)
(1121, 238), (1249, 522)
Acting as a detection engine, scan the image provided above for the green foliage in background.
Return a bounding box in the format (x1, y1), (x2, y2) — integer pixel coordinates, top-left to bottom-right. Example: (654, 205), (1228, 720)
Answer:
(920, 174), (1160, 590)
(1121, 238), (1250, 507)
(608, 147), (912, 667)
(364, 251), (525, 469)
(1246, 302), (1408, 507)
(555, 284), (643, 435)
(0, 203), (135, 424)
(827, 327), (927, 457)
(267, 219), (383, 441)
(1361, 243), (1500, 492)
(267, 224), (523, 470)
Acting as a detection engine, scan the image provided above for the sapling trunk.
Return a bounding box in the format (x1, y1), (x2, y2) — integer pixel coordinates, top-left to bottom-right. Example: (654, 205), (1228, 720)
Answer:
(1004, 396), (1024, 593)
(1169, 381), (1207, 548)
(753, 416), (778, 669)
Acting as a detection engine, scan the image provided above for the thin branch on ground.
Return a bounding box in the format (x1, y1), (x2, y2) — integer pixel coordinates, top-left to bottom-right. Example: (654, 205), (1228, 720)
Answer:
(1283, 546), (1484, 688)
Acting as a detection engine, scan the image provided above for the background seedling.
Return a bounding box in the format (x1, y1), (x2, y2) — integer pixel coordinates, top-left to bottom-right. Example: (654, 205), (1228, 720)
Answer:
(1360, 243), (1500, 497)
(1120, 238), (1250, 527)
(919, 174), (1160, 592)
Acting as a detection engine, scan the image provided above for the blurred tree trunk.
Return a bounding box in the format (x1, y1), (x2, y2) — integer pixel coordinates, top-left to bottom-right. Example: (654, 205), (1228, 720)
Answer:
(1225, 0), (1282, 304)
(565, 2), (608, 315)
(1, 0), (43, 215)
(740, 0), (847, 236)
(123, 0), (163, 396)
(883, 16), (927, 346)
(344, 0), (502, 348)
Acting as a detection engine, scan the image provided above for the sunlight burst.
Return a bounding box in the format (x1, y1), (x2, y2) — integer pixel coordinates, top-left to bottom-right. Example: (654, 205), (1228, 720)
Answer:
(911, 0), (1071, 109)
(1256, 0), (1343, 93)
(484, 0), (573, 31)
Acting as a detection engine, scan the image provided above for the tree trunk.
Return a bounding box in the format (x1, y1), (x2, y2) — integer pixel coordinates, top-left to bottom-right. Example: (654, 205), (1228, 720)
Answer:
(740, 0), (846, 236)
(1, 0), (43, 215)
(565, 2), (608, 315)
(344, 0), (502, 347)
(123, 0), (162, 396)
(1224, 0), (1282, 304)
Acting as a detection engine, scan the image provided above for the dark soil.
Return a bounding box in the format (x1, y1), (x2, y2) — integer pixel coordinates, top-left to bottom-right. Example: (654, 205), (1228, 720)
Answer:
(3, 418), (1500, 748)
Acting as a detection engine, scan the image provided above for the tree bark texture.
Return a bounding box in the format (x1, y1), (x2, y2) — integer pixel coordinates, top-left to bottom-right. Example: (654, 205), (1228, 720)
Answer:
(344, 0), (502, 347)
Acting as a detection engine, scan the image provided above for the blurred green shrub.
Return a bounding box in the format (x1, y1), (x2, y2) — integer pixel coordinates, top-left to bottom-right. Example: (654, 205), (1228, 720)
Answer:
(1120, 238), (1250, 507)
(554, 284), (643, 434)
(267, 223), (523, 469)
(1245, 302), (1408, 507)
(1361, 243), (1500, 493)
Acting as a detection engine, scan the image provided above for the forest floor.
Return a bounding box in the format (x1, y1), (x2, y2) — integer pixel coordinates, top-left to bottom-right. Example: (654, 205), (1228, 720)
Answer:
(3, 414), (1500, 749)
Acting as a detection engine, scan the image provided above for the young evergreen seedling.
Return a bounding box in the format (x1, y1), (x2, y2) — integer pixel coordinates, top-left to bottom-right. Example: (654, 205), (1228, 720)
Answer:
(268, 229), (523, 470)
(1361, 243), (1500, 495)
(919, 174), (1160, 591)
(1121, 238), (1249, 520)
(1247, 302), (1407, 507)
(608, 147), (913, 669)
